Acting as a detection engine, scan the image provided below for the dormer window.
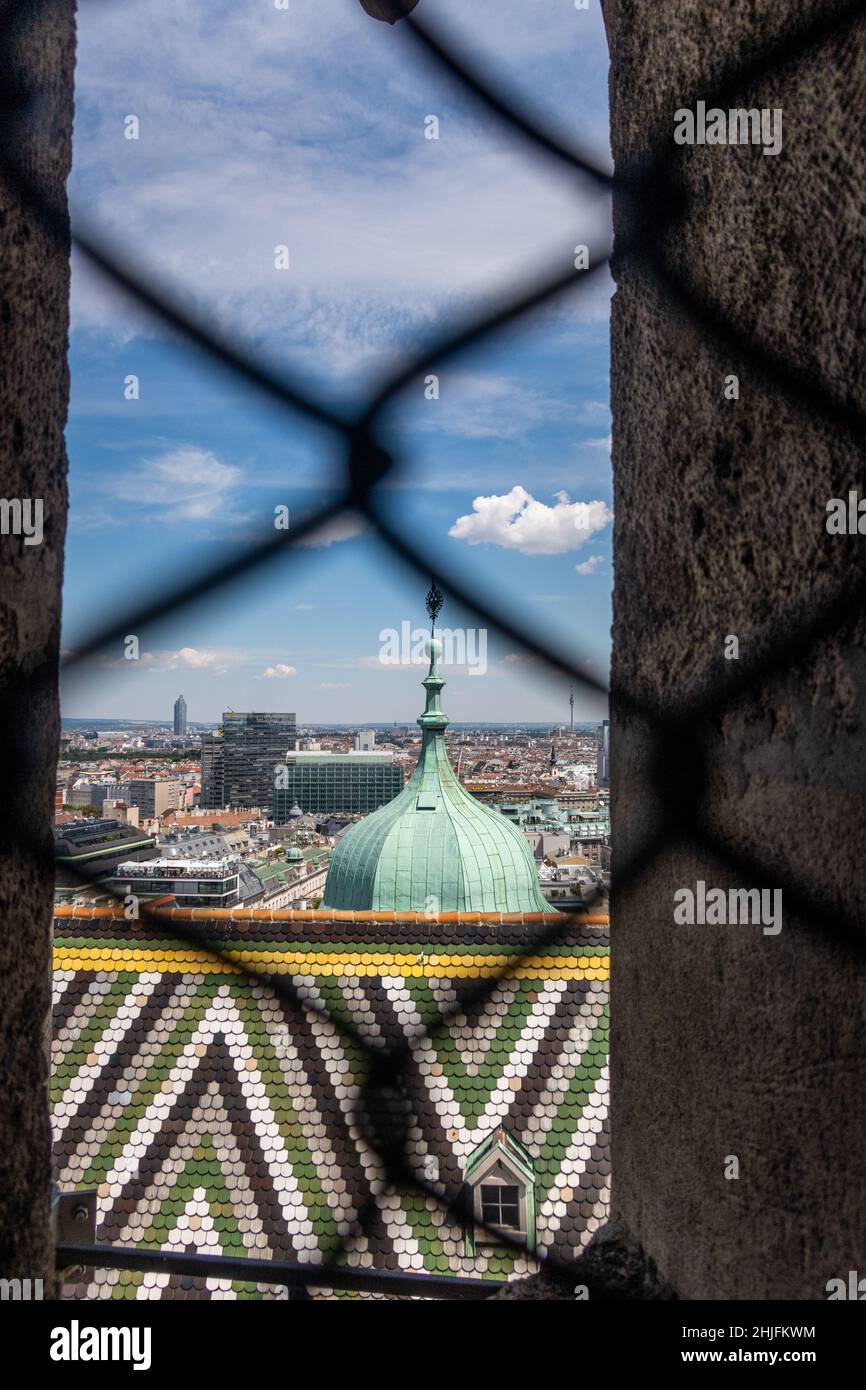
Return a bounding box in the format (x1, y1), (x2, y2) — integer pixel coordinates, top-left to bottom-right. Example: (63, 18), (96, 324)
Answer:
(479, 1172), (522, 1235)
(464, 1128), (536, 1256)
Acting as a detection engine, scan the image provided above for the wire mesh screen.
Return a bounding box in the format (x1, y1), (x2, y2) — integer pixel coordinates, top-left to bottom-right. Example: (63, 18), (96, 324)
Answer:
(3, 0), (865, 1298)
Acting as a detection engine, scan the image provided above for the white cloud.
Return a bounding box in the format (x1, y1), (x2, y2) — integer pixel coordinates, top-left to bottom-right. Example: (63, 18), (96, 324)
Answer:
(403, 371), (577, 440)
(320, 682), (351, 690)
(297, 514), (366, 548)
(98, 645), (236, 673)
(293, 602), (316, 611)
(582, 435), (612, 451)
(173, 647), (222, 669)
(449, 485), (611, 555)
(102, 446), (242, 522)
(260, 664), (298, 679)
(575, 554), (605, 575)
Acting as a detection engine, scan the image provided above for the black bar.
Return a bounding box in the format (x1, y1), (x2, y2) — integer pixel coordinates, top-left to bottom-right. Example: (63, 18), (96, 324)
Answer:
(56, 1243), (503, 1300)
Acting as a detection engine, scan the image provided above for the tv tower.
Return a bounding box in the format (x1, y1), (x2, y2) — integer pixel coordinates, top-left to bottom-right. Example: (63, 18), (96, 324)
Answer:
(569, 683), (574, 735)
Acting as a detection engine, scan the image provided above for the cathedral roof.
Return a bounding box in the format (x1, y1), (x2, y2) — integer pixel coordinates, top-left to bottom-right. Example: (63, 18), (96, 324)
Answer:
(322, 637), (552, 914)
(51, 906), (609, 1297)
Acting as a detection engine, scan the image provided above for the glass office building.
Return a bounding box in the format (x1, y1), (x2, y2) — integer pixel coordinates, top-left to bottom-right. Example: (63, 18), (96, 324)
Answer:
(201, 711), (296, 809)
(273, 751), (404, 818)
(173, 694), (187, 736)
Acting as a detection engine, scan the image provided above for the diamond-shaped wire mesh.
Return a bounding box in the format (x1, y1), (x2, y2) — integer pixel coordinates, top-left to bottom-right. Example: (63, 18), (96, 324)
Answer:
(4, 0), (865, 1297)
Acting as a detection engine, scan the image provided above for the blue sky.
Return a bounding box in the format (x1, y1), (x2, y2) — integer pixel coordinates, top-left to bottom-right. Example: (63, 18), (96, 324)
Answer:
(61, 0), (613, 726)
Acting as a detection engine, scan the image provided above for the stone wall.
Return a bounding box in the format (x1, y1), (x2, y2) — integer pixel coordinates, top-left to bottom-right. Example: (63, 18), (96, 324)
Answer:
(605, 0), (866, 1298)
(0, 0), (75, 1284)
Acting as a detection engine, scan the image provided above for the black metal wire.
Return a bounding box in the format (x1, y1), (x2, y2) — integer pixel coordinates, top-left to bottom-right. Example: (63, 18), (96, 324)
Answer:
(55, 1241), (506, 1300)
(3, 0), (865, 1298)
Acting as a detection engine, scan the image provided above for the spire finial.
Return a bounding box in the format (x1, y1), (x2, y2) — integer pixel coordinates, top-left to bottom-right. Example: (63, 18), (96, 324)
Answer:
(419, 578), (448, 733)
(426, 576), (444, 635)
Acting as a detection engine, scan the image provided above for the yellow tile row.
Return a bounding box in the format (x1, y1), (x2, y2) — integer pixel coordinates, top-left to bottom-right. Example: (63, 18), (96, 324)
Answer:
(54, 946), (609, 982)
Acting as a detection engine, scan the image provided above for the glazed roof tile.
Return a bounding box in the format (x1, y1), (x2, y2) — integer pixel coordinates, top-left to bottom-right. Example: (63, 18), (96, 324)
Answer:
(53, 908), (609, 1299)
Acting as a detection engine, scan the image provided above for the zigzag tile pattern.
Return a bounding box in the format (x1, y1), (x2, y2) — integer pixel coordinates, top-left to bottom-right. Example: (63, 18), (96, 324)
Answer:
(51, 914), (609, 1299)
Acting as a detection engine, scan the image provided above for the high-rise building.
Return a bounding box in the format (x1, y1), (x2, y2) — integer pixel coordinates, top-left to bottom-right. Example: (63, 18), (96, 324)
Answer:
(173, 694), (188, 737)
(353, 729), (376, 751)
(202, 712), (296, 810)
(199, 735), (225, 809)
(273, 751), (404, 818)
(596, 718), (610, 789)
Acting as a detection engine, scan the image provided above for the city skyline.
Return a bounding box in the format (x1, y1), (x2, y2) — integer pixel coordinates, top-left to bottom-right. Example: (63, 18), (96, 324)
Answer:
(61, 715), (604, 729)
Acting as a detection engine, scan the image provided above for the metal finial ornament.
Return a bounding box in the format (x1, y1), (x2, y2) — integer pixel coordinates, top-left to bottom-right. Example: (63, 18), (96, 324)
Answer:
(426, 577), (444, 632)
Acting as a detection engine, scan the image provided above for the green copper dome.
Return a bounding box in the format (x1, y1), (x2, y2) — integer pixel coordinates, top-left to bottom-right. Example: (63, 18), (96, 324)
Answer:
(322, 636), (551, 913)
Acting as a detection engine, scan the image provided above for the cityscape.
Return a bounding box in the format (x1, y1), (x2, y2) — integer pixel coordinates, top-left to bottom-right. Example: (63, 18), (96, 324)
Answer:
(55, 685), (611, 916)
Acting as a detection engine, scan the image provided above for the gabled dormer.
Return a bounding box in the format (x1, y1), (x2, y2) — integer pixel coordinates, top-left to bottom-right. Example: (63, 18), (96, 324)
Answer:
(464, 1127), (536, 1256)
